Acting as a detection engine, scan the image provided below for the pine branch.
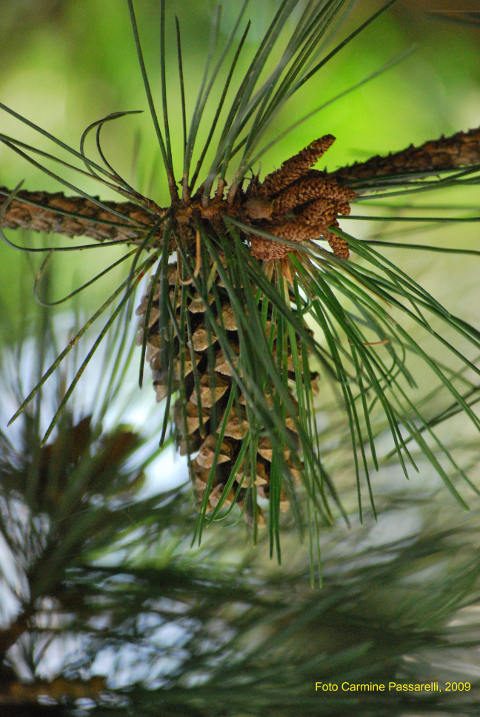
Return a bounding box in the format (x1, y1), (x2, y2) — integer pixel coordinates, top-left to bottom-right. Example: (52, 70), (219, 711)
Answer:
(0, 609), (33, 659)
(0, 677), (106, 707)
(2, 121), (480, 541)
(331, 126), (480, 185)
(0, 186), (166, 243)
(1, 126), (479, 244)
(2, 1), (479, 550)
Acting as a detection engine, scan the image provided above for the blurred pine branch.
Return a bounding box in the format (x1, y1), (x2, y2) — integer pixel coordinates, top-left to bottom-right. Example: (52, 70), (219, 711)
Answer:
(1, 311), (480, 714)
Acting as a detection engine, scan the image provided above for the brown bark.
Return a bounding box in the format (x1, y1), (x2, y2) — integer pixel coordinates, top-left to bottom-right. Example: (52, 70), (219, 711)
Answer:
(0, 609), (32, 658)
(331, 126), (480, 184)
(0, 676), (106, 705)
(0, 187), (166, 243)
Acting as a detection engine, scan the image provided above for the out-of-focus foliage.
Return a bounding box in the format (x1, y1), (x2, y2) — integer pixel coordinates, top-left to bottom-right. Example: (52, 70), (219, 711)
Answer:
(0, 303), (479, 716)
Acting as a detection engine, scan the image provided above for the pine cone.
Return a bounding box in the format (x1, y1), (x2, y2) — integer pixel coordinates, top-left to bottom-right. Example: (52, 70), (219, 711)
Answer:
(134, 136), (357, 520)
(136, 261), (317, 518)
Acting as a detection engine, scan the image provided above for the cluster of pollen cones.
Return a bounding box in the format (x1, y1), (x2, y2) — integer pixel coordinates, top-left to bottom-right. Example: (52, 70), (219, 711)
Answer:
(246, 134), (355, 262)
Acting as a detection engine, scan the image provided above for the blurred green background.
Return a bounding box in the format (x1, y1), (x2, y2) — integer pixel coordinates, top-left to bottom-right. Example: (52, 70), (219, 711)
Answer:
(0, 0), (479, 332)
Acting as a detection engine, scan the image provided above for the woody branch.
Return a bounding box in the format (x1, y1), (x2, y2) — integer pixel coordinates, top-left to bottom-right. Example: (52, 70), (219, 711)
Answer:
(0, 126), (478, 246)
